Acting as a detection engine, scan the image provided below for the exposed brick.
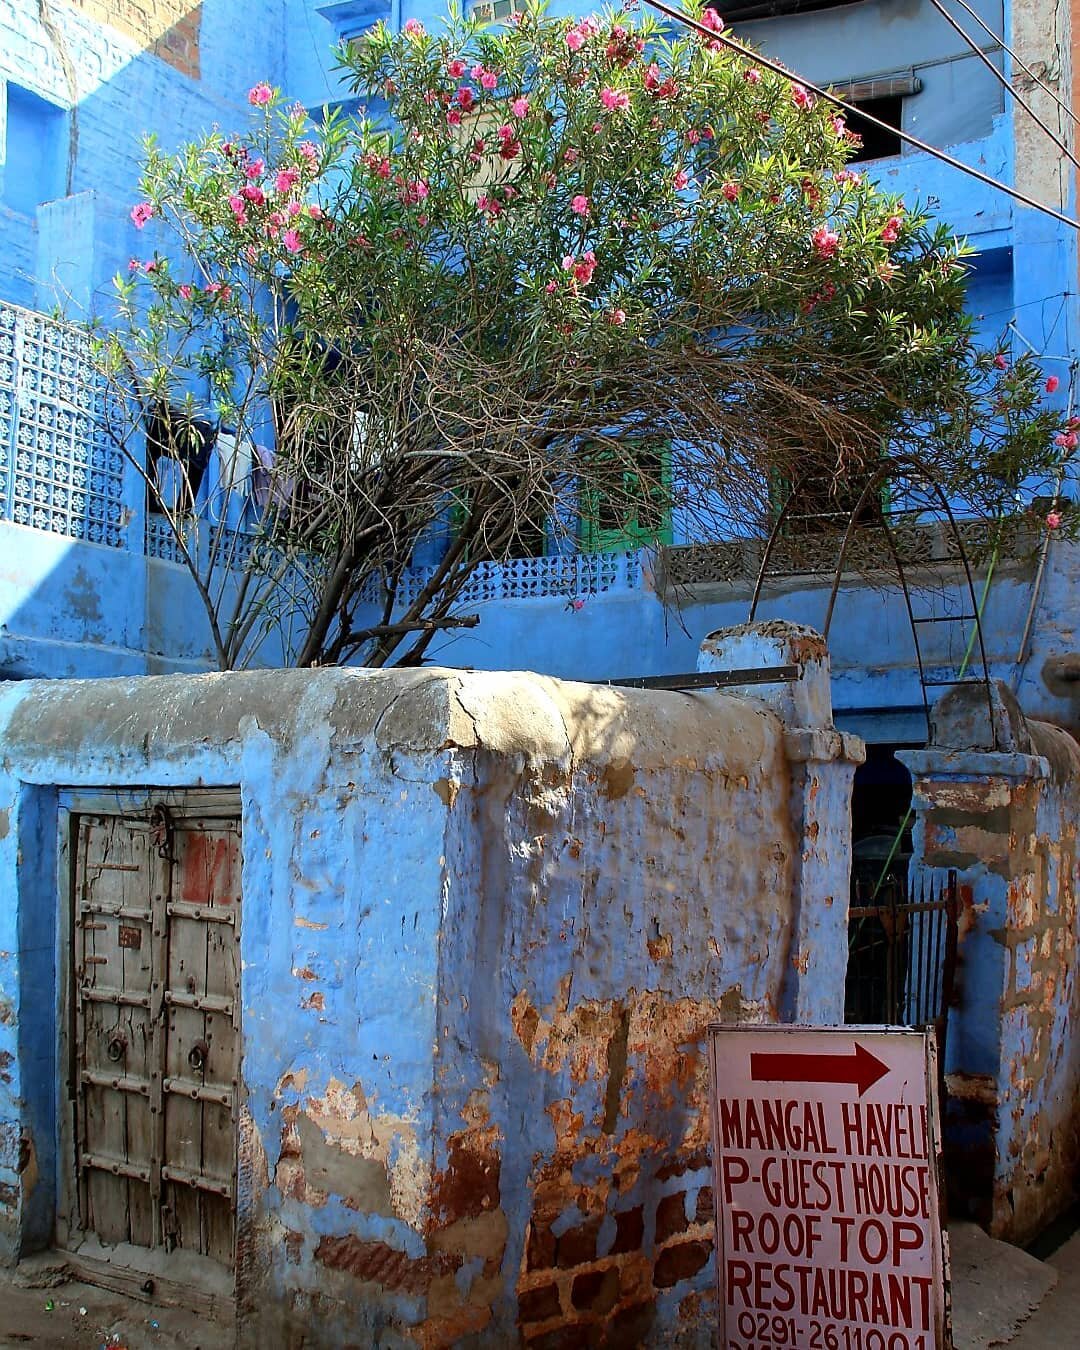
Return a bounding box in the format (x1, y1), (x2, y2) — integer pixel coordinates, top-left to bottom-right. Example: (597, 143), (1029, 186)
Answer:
(556, 1216), (601, 1268)
(655, 1191), (689, 1244)
(607, 1298), (657, 1348)
(284, 1229), (303, 1265)
(608, 1205), (644, 1255)
(570, 1266), (619, 1314)
(694, 1186), (714, 1225)
(527, 1221), (557, 1271)
(519, 1281), (563, 1323)
(526, 1320), (602, 1350)
(653, 1238), (712, 1289)
(314, 1235), (460, 1294)
(655, 1149), (709, 1182)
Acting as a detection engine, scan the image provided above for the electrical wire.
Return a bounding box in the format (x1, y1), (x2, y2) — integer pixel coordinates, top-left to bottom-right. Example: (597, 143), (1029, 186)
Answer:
(939, 0), (1080, 132)
(640, 0), (1080, 231)
(926, 0), (1080, 174)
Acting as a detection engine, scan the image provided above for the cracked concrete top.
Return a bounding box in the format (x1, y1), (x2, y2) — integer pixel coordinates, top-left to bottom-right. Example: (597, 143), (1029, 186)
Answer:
(0, 665), (783, 774)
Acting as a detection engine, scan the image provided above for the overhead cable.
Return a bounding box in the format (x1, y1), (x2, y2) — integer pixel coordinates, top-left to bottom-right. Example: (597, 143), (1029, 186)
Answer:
(939, 0), (1080, 131)
(926, 0), (1080, 173)
(640, 0), (1080, 232)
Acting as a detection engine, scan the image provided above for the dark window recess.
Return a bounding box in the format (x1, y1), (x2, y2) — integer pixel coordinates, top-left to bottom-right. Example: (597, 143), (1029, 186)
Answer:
(844, 95), (904, 163)
(144, 405), (216, 514)
(710, 0), (865, 21)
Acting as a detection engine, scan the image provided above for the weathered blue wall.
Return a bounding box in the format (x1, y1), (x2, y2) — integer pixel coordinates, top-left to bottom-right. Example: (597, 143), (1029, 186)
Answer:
(901, 683), (1080, 1244)
(0, 639), (857, 1344)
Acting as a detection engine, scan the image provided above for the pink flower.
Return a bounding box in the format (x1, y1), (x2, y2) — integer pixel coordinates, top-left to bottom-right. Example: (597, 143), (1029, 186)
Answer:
(835, 168), (861, 186)
(228, 194), (247, 223)
(791, 83), (813, 110)
(447, 108), (462, 126)
(881, 215), (902, 243)
(566, 27), (585, 51)
(545, 280), (558, 293)
(571, 598), (585, 611)
(245, 158), (265, 180)
(248, 83), (273, 106)
(1047, 511), (1063, 529)
(283, 228), (302, 254)
(481, 69), (499, 91)
(376, 158), (391, 178)
(241, 184), (265, 205)
(993, 353), (1008, 370)
(456, 86), (475, 111)
(178, 283), (192, 300)
(600, 86), (629, 111)
(608, 308), (626, 325)
(673, 169), (689, 190)
(403, 17), (424, 35)
(144, 260), (158, 274)
(127, 258), (140, 272)
(721, 180), (740, 202)
(1046, 375), (1061, 394)
(298, 141), (319, 165)
(644, 62), (661, 92)
(830, 115), (846, 137)
(275, 167), (300, 194)
(287, 200), (302, 217)
(1054, 431), (1078, 449)
(811, 225), (840, 259)
(307, 204), (323, 219)
(130, 201), (153, 229)
(564, 147), (579, 164)
(448, 58), (466, 79)
(562, 255), (575, 270)
(743, 66), (762, 84)
(470, 64), (485, 80)
(511, 96), (529, 118)
(205, 281), (231, 301)
(573, 250), (597, 284)
(700, 7), (724, 31)
(571, 194), (590, 216)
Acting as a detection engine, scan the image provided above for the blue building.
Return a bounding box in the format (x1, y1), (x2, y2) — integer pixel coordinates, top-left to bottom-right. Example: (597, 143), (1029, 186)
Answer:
(1, 0), (1078, 799)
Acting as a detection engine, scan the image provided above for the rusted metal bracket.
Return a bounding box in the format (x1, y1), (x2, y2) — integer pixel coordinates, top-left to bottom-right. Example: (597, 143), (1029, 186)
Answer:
(149, 802), (174, 860)
(608, 665), (800, 691)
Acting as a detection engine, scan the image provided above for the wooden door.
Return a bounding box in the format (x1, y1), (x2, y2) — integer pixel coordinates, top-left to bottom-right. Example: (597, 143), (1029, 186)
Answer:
(73, 802), (241, 1269)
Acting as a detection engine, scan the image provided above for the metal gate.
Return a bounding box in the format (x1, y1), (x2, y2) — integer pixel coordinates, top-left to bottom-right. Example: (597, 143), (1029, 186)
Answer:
(72, 798), (241, 1268)
(845, 870), (959, 1041)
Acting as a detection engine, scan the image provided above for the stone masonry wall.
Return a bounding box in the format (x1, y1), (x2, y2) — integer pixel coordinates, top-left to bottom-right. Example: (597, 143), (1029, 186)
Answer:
(901, 684), (1080, 1244)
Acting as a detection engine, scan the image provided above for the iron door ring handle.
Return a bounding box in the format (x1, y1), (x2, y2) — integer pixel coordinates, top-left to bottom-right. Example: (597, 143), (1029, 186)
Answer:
(106, 1036), (127, 1063)
(188, 1040), (209, 1073)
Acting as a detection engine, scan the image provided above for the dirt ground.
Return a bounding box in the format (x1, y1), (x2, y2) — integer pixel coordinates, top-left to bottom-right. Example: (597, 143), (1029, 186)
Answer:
(0, 1269), (234, 1350)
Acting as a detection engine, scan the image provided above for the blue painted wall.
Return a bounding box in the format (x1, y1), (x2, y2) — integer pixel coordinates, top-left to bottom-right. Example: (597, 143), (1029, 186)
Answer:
(0, 655), (853, 1342)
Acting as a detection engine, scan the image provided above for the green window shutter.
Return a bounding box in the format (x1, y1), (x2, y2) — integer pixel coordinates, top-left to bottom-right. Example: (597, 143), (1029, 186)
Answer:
(580, 444), (673, 553)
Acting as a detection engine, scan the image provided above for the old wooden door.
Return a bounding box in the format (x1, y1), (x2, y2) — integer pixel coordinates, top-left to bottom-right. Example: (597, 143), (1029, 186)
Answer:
(72, 799), (241, 1270)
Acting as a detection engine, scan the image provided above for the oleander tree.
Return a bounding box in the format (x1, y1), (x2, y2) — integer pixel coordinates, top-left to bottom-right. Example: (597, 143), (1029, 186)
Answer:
(93, 1), (1072, 670)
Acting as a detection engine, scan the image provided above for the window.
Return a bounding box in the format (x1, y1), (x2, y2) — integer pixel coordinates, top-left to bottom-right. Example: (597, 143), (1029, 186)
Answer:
(844, 96), (903, 162)
(579, 445), (673, 554)
(1, 83), (67, 217)
(469, 0), (516, 24)
(830, 76), (920, 164)
(710, 0), (866, 21)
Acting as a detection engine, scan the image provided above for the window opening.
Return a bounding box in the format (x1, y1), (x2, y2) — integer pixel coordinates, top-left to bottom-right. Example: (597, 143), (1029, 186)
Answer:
(580, 445), (673, 554)
(2, 84), (67, 216)
(844, 95), (903, 163)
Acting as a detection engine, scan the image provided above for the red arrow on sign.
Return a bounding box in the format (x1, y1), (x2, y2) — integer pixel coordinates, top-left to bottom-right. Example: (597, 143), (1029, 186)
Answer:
(750, 1042), (889, 1097)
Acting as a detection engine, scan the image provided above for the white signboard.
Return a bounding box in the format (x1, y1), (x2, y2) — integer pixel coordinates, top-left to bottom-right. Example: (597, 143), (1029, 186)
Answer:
(708, 1025), (951, 1350)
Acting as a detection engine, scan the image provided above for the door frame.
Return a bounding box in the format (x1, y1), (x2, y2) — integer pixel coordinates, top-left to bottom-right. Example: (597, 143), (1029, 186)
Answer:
(56, 786), (243, 1312)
